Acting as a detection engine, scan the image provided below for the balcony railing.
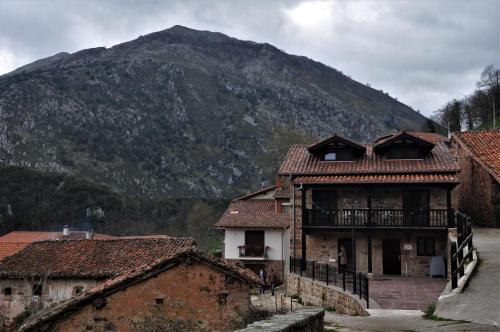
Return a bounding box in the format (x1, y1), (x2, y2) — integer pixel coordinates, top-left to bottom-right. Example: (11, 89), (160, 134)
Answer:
(303, 208), (449, 228)
(238, 245), (269, 258)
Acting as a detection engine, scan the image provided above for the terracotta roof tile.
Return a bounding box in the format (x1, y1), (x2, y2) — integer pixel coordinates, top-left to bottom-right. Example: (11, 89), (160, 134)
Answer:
(279, 141), (458, 176)
(453, 130), (500, 183)
(19, 250), (261, 332)
(294, 173), (459, 185)
(0, 237), (196, 278)
(235, 185), (277, 200)
(0, 243), (30, 261)
(0, 231), (114, 242)
(214, 199), (290, 228)
(274, 177), (292, 199)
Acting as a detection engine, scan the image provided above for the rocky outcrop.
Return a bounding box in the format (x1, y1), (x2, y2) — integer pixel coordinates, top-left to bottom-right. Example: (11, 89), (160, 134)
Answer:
(0, 25), (439, 198)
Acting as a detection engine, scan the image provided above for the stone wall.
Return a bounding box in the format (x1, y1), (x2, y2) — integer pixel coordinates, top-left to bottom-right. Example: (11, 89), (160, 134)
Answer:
(287, 273), (368, 316)
(0, 278), (99, 324)
(37, 260), (253, 332)
(452, 140), (500, 227)
(305, 230), (447, 277)
(236, 307), (324, 332)
(226, 259), (284, 284)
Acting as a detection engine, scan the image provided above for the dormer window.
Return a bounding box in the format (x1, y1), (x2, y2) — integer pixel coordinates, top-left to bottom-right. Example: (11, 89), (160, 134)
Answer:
(308, 134), (366, 162)
(374, 132), (435, 160)
(325, 152), (337, 161)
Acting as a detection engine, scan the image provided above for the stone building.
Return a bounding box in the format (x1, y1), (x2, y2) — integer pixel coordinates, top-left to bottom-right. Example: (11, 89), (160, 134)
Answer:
(0, 237), (195, 325)
(279, 131), (460, 277)
(215, 184), (290, 283)
(451, 130), (500, 227)
(19, 250), (261, 332)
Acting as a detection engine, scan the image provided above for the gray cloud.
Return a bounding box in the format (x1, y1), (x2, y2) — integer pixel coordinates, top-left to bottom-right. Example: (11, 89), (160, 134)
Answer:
(0, 0), (498, 116)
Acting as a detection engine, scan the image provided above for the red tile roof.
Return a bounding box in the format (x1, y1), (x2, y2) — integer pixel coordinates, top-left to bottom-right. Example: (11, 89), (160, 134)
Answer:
(375, 131), (448, 145)
(0, 231), (115, 260)
(294, 173), (459, 185)
(235, 185), (277, 200)
(279, 141), (458, 176)
(19, 250), (261, 332)
(214, 199), (290, 228)
(0, 237), (196, 279)
(274, 176), (292, 199)
(452, 130), (500, 183)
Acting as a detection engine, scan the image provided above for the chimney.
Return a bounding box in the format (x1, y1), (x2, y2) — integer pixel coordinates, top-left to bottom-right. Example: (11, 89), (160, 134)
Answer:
(85, 230), (94, 240)
(276, 176), (282, 188)
(62, 225), (70, 236)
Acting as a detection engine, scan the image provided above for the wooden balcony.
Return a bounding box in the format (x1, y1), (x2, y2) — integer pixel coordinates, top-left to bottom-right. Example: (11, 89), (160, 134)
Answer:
(303, 208), (450, 228)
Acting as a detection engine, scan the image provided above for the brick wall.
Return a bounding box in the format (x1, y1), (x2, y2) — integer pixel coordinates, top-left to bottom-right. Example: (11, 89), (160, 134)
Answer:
(452, 141), (500, 227)
(39, 261), (253, 332)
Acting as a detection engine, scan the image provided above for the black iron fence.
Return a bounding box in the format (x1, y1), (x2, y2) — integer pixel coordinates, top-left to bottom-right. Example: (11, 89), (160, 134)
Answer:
(290, 257), (369, 308)
(450, 213), (474, 289)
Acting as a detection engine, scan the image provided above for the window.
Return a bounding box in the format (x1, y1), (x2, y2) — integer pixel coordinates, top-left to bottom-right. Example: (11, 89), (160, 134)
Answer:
(417, 238), (435, 256)
(32, 284), (43, 296)
(281, 203), (291, 215)
(325, 152), (337, 161)
(3, 287), (12, 296)
(73, 286), (84, 296)
(244, 231), (265, 257)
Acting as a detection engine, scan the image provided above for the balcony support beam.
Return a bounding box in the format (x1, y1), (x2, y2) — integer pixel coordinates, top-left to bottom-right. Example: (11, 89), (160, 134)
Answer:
(367, 234), (372, 273)
(301, 187), (307, 263)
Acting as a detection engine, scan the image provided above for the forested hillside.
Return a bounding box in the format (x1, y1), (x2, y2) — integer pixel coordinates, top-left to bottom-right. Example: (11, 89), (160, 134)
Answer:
(0, 166), (226, 250)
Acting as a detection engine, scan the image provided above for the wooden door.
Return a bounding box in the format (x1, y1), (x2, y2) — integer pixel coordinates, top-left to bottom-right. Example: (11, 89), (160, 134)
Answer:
(403, 190), (430, 225)
(383, 239), (401, 275)
(245, 230), (265, 257)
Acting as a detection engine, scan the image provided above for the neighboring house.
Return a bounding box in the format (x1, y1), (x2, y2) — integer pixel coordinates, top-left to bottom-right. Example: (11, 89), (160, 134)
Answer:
(451, 130), (500, 227)
(0, 226), (114, 260)
(19, 250), (261, 332)
(215, 185), (291, 283)
(279, 131), (460, 277)
(0, 237), (195, 324)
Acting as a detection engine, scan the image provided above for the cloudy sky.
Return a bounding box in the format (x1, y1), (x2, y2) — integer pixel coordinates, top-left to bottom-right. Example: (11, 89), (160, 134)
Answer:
(0, 0), (498, 116)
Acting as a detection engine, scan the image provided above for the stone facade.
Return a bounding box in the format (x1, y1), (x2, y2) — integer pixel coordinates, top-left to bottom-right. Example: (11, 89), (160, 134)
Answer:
(304, 230), (447, 277)
(292, 186), (451, 277)
(452, 140), (500, 227)
(287, 274), (368, 316)
(27, 260), (253, 332)
(0, 278), (99, 324)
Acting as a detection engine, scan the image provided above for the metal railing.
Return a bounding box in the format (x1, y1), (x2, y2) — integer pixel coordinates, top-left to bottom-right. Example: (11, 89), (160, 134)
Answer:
(303, 208), (449, 228)
(290, 257), (369, 308)
(451, 213), (474, 289)
(238, 245), (269, 258)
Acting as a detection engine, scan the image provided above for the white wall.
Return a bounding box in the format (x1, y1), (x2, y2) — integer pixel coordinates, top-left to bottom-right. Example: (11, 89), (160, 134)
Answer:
(224, 228), (288, 261)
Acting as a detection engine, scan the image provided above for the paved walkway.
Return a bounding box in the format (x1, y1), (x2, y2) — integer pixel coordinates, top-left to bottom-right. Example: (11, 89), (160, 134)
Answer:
(436, 227), (500, 326)
(325, 309), (500, 331)
(370, 277), (447, 310)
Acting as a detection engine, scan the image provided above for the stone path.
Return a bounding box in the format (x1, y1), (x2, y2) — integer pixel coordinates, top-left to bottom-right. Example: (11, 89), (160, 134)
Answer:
(325, 309), (500, 332)
(370, 277), (447, 310)
(435, 227), (500, 326)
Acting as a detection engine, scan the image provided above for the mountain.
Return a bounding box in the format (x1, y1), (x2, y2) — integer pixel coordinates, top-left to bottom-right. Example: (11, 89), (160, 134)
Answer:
(0, 25), (440, 198)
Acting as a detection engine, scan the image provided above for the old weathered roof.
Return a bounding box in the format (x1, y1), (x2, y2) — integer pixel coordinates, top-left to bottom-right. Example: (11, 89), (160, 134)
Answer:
(308, 134), (366, 153)
(452, 130), (500, 183)
(0, 231), (115, 261)
(19, 250), (261, 332)
(274, 176), (292, 199)
(279, 139), (458, 176)
(214, 199), (290, 229)
(294, 173), (459, 185)
(0, 237), (196, 279)
(234, 185), (277, 200)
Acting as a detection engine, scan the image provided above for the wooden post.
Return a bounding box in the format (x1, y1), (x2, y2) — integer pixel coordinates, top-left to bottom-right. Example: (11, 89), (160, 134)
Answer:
(326, 264), (329, 286)
(451, 241), (458, 289)
(447, 188), (454, 227)
(367, 234), (372, 273)
(301, 187), (307, 264)
(312, 261), (315, 281)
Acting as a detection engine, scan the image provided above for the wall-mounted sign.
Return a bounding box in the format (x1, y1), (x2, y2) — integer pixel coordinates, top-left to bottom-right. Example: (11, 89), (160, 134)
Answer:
(403, 243), (413, 251)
